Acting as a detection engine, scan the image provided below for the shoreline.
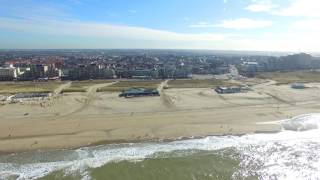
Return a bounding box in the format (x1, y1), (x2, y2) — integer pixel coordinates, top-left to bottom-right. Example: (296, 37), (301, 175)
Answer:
(0, 108), (284, 154)
(0, 128), (281, 155)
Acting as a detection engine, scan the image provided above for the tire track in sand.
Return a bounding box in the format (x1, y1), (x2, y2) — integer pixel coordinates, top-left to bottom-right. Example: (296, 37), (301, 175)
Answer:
(52, 81), (118, 120)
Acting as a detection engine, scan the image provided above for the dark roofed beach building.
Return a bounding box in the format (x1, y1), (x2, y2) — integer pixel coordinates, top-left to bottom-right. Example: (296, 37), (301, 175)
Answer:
(291, 83), (305, 89)
(119, 88), (160, 98)
(215, 86), (241, 94)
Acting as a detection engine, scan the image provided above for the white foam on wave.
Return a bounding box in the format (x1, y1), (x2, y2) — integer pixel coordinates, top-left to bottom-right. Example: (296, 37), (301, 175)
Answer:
(1, 114), (320, 180)
(281, 113), (320, 131)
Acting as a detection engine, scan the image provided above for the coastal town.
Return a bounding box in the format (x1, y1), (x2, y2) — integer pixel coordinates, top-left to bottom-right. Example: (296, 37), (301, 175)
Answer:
(0, 50), (319, 103)
(1, 50), (318, 82)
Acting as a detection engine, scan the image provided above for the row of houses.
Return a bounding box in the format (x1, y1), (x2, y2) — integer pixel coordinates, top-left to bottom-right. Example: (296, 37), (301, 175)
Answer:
(0, 64), (193, 81)
(0, 63), (61, 81)
(238, 53), (320, 77)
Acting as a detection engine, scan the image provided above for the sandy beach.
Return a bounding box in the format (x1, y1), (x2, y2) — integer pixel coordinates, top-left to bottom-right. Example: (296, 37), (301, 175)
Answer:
(1, 79), (320, 153)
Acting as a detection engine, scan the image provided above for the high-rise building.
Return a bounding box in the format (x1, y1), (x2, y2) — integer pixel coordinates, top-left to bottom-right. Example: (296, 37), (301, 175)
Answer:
(0, 67), (17, 81)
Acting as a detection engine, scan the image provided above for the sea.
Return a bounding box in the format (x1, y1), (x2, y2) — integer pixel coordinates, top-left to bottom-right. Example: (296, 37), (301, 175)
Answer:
(1, 114), (320, 180)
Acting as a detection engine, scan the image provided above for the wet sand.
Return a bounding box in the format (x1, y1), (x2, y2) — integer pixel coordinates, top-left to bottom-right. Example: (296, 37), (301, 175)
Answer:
(1, 80), (320, 153)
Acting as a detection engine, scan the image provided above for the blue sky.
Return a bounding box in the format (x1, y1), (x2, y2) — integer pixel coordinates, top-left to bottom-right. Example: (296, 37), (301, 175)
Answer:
(0, 0), (319, 52)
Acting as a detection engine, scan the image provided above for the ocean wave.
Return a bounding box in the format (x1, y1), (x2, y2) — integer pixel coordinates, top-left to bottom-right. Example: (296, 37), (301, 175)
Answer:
(1, 114), (320, 179)
(281, 113), (320, 131)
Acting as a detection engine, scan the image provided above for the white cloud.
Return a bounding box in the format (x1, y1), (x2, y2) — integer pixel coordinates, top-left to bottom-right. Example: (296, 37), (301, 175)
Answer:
(245, 1), (277, 12)
(273, 0), (320, 17)
(189, 22), (215, 28)
(0, 17), (225, 42)
(224, 16), (320, 52)
(246, 0), (320, 18)
(215, 18), (273, 29)
(1, 16), (320, 52)
(292, 19), (320, 30)
(259, 32), (320, 52)
(190, 18), (273, 29)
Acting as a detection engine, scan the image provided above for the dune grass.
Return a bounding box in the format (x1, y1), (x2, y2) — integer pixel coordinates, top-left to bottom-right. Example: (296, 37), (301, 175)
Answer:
(168, 79), (236, 88)
(0, 81), (63, 94)
(61, 88), (87, 93)
(257, 71), (320, 84)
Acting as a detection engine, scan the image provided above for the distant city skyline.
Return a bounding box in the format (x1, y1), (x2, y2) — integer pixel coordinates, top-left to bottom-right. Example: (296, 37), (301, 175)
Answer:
(0, 0), (319, 52)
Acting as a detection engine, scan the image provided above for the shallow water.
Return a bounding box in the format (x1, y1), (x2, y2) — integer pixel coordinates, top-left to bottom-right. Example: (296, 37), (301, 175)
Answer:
(1, 114), (320, 180)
